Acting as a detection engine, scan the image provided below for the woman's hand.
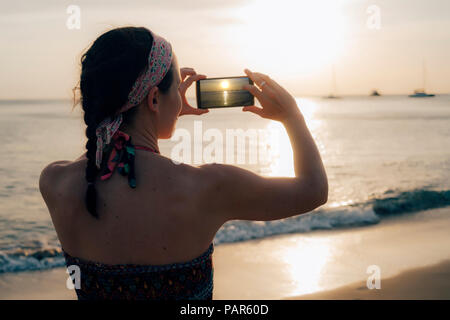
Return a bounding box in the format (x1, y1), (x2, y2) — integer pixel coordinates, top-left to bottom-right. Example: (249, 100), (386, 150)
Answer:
(242, 69), (301, 122)
(178, 67), (209, 116)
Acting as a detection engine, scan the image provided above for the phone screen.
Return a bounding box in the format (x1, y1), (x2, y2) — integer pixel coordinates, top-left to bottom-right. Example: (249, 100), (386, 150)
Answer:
(196, 76), (254, 109)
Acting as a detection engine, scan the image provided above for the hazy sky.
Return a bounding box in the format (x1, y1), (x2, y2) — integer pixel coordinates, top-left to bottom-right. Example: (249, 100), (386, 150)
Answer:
(1, 0), (449, 99)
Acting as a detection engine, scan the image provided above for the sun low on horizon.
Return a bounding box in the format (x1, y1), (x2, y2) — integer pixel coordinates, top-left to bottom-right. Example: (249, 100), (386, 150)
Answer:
(220, 80), (230, 89)
(222, 0), (348, 75)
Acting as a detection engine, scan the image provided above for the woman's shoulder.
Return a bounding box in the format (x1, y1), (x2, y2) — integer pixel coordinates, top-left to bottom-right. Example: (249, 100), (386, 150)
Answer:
(39, 160), (70, 186)
(39, 158), (86, 203)
(39, 158), (83, 181)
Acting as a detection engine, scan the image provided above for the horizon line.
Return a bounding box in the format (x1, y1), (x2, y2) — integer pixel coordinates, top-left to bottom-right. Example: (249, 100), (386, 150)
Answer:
(1, 92), (449, 102)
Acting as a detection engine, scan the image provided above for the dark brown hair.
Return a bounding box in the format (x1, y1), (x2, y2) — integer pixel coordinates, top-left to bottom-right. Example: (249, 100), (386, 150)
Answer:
(78, 26), (173, 218)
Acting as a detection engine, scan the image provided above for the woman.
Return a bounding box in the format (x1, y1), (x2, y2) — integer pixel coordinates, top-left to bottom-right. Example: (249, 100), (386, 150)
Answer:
(39, 27), (328, 300)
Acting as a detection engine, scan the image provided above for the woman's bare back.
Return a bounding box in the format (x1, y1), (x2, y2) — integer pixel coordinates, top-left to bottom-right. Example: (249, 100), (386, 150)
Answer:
(44, 150), (221, 265)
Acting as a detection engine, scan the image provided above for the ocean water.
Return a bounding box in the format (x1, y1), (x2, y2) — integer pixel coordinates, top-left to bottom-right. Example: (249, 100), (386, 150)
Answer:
(1, 95), (450, 273)
(200, 90), (253, 108)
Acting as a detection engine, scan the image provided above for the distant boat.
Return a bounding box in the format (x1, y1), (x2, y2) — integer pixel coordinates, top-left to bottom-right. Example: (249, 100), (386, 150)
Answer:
(370, 90), (381, 97)
(409, 59), (435, 98)
(408, 89), (435, 98)
(323, 65), (340, 99)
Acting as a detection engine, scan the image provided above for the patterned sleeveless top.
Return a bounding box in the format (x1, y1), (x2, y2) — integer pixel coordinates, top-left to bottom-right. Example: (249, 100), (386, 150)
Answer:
(63, 243), (214, 300)
(65, 132), (214, 300)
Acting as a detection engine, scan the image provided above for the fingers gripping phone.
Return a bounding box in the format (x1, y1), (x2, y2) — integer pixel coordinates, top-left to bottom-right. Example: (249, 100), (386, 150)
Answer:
(196, 76), (254, 109)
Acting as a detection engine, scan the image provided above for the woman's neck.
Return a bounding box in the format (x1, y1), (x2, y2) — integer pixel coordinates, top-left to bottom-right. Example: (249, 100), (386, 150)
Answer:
(119, 123), (160, 153)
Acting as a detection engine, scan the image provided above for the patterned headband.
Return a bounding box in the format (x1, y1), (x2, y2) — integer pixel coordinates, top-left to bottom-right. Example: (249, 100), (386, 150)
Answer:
(94, 30), (173, 168)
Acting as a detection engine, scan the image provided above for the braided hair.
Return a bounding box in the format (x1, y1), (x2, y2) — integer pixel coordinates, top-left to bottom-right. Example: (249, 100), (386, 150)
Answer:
(78, 27), (174, 219)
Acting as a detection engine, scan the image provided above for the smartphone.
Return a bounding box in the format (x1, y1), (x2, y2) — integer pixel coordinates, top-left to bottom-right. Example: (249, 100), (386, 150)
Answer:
(196, 76), (254, 109)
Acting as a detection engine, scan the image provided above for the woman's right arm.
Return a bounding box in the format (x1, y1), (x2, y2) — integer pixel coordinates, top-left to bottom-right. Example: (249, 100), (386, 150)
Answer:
(195, 69), (328, 222)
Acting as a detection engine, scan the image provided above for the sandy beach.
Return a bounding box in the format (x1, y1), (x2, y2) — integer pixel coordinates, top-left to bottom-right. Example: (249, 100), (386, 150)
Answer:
(1, 206), (449, 300)
(288, 260), (450, 300)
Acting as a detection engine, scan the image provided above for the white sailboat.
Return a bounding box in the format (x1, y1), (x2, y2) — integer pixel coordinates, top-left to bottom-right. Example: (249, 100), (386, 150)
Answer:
(409, 59), (435, 98)
(324, 65), (340, 99)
